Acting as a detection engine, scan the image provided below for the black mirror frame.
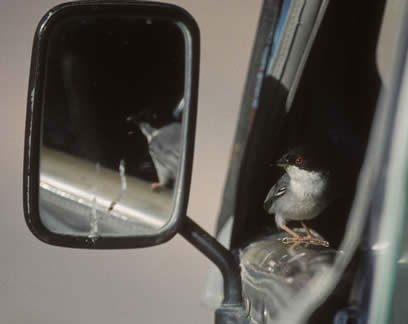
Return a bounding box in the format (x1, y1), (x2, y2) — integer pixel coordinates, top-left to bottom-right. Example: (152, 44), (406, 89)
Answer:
(23, 1), (200, 249)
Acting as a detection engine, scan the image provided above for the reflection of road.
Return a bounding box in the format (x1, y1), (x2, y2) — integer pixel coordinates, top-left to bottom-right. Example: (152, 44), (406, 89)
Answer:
(39, 148), (173, 237)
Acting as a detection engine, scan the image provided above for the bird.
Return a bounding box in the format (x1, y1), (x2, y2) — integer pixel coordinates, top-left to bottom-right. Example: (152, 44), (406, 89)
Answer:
(263, 146), (338, 247)
(139, 122), (181, 191)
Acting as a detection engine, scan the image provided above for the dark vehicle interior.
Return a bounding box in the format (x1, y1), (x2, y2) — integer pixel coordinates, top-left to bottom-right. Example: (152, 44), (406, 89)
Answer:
(229, 0), (387, 321)
(42, 16), (185, 182)
(232, 0), (386, 250)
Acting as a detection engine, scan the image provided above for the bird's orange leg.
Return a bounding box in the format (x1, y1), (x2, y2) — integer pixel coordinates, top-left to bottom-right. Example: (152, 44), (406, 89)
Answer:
(301, 222), (330, 247)
(281, 224), (303, 239)
(280, 224), (308, 247)
(280, 223), (330, 248)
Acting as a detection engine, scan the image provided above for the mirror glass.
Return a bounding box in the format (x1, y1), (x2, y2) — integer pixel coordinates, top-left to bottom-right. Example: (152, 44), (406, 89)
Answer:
(39, 13), (187, 238)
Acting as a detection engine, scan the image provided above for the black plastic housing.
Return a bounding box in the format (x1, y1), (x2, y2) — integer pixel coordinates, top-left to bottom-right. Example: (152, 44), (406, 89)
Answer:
(23, 1), (200, 249)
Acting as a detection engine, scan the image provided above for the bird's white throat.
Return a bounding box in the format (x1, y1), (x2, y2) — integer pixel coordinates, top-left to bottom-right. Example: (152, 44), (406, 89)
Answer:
(285, 165), (327, 198)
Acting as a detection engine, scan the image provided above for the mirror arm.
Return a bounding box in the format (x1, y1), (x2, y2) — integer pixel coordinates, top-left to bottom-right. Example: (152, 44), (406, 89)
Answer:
(179, 216), (242, 305)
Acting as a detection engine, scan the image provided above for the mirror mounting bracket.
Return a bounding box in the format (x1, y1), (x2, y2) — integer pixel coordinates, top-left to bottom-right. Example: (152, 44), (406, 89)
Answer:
(179, 216), (242, 306)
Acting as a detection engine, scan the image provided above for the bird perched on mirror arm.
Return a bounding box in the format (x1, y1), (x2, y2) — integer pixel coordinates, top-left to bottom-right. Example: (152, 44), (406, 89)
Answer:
(264, 146), (341, 247)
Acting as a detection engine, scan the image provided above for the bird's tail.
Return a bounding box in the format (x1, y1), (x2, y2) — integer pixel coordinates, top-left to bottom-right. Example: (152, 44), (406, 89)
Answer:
(139, 122), (157, 142)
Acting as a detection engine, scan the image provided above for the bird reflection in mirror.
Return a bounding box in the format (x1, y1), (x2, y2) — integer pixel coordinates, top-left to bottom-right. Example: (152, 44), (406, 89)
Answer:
(126, 98), (184, 191)
(139, 122), (181, 191)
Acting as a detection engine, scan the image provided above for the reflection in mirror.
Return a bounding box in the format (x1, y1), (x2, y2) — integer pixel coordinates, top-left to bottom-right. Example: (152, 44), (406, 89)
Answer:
(39, 15), (187, 238)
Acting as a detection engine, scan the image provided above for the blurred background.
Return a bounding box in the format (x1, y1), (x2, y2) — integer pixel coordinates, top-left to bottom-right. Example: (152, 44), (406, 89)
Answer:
(0, 1), (261, 323)
(0, 0), (404, 323)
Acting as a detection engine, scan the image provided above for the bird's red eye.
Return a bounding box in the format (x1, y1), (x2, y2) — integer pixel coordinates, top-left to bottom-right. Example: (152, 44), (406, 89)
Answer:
(295, 157), (303, 165)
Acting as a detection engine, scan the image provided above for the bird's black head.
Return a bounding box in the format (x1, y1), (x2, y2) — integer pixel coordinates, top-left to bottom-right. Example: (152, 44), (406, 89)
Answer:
(276, 145), (331, 173)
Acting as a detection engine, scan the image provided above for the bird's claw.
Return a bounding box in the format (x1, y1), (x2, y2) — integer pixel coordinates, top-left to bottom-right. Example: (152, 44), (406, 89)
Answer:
(282, 236), (329, 248)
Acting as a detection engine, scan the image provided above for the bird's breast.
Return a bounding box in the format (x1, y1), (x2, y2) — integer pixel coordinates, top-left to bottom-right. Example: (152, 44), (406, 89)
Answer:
(272, 168), (329, 221)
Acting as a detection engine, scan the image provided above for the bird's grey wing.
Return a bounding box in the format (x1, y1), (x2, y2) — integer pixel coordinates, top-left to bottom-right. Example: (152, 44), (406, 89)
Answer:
(149, 143), (179, 182)
(153, 157), (173, 186)
(157, 122), (182, 141)
(150, 123), (181, 168)
(263, 173), (290, 212)
(149, 123), (182, 183)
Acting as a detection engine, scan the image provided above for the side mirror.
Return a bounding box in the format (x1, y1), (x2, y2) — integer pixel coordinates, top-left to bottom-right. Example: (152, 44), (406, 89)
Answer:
(23, 1), (200, 249)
